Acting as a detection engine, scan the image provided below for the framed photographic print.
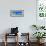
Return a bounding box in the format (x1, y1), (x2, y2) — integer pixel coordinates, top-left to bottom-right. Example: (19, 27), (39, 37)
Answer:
(36, 0), (46, 26)
(10, 10), (24, 17)
(37, 0), (46, 18)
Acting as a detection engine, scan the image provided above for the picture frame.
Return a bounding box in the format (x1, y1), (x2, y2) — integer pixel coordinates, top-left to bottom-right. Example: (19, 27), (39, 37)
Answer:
(37, 0), (46, 18)
(36, 0), (46, 26)
(10, 10), (24, 17)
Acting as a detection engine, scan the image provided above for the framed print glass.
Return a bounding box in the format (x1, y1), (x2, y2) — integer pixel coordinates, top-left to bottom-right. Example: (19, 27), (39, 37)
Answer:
(37, 0), (46, 18)
(36, 0), (46, 26)
(10, 10), (24, 17)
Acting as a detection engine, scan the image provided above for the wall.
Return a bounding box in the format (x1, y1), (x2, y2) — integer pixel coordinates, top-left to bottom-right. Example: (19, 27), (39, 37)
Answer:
(0, 0), (36, 42)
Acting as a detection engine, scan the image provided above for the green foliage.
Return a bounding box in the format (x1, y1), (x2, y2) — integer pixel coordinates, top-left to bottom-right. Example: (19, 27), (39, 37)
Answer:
(40, 26), (45, 29)
(33, 32), (46, 39)
(32, 24), (45, 30)
(32, 25), (39, 30)
(32, 25), (36, 27)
